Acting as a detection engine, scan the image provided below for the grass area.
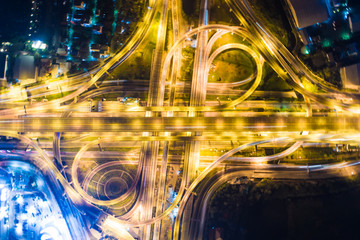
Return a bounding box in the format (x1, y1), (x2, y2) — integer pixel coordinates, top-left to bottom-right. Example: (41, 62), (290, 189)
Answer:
(109, 44), (154, 80)
(91, 92), (147, 101)
(29, 90), (75, 102)
(280, 147), (359, 165)
(208, 33), (292, 91)
(181, 0), (200, 23)
(210, 33), (249, 53)
(200, 146), (354, 165)
(247, 0), (295, 49)
(301, 78), (323, 93)
(299, 49), (342, 88)
(110, 0), (146, 53)
(165, 10), (174, 52)
(109, 12), (160, 80)
(209, 0), (240, 25)
(206, 176), (360, 239)
(200, 149), (228, 157)
(180, 47), (196, 81)
(209, 49), (256, 83)
(258, 63), (293, 91)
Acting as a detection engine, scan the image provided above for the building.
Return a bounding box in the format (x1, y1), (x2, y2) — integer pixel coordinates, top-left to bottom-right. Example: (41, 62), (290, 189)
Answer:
(0, 54), (8, 86)
(90, 44), (101, 53)
(0, 54), (8, 80)
(57, 59), (71, 74)
(92, 25), (103, 35)
(286, 0), (330, 29)
(298, 29), (311, 45)
(56, 47), (67, 56)
(28, 0), (42, 38)
(326, 52), (335, 64)
(90, 45), (110, 59)
(330, 0), (341, 7)
(13, 55), (36, 84)
(74, 0), (86, 10)
(345, 43), (358, 57)
(340, 63), (360, 90)
(349, 14), (360, 33)
(0, 168), (12, 188)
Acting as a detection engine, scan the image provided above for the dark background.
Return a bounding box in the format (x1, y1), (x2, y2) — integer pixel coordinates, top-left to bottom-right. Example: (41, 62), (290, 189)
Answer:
(0, 0), (31, 41)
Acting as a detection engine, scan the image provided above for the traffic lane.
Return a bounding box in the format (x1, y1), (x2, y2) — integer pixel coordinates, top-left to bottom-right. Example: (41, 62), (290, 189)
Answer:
(0, 116), (358, 132)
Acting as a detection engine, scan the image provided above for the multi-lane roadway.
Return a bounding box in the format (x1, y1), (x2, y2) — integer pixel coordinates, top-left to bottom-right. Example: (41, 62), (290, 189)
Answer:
(2, 0), (360, 239)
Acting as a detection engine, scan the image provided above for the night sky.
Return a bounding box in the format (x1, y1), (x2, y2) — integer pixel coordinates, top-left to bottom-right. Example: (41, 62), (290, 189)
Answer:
(0, 0), (31, 41)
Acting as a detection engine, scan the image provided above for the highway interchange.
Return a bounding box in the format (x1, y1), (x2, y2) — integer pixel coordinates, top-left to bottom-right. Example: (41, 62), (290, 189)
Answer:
(2, 0), (360, 239)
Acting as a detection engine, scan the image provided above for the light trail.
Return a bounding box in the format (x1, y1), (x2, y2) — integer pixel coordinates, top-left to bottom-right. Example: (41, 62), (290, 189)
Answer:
(0, 0), (159, 116)
(2, 131), (360, 234)
(2, 0), (360, 238)
(71, 140), (142, 206)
